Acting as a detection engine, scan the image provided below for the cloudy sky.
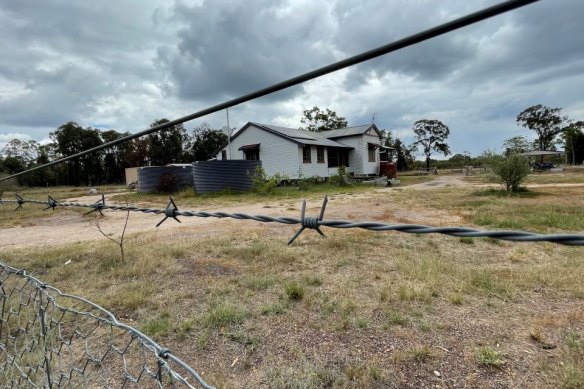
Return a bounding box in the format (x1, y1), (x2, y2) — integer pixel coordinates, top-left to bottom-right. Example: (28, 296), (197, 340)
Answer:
(1, 0), (583, 157)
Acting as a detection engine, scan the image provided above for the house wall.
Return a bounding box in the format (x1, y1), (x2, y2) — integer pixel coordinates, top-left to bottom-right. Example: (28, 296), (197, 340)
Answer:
(297, 146), (330, 178)
(362, 131), (382, 175)
(332, 130), (381, 175)
(217, 124), (300, 178)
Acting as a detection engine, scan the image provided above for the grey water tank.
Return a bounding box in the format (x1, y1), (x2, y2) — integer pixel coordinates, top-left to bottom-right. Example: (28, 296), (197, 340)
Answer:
(137, 165), (193, 192)
(192, 160), (261, 194)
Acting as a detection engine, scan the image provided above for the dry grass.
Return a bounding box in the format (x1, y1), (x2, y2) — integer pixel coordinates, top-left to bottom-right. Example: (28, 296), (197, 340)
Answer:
(1, 174), (583, 388)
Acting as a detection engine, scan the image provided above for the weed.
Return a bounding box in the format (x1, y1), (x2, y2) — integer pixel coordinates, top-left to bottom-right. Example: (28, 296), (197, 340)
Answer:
(475, 346), (505, 367)
(141, 313), (171, 337)
(409, 345), (434, 362)
(261, 301), (288, 315)
(285, 281), (305, 301)
(245, 275), (276, 291)
(204, 303), (246, 328)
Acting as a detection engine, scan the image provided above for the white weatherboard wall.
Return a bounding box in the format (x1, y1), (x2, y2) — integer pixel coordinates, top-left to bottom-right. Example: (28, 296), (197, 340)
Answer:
(362, 131), (381, 175)
(297, 146), (330, 178)
(217, 125), (299, 178)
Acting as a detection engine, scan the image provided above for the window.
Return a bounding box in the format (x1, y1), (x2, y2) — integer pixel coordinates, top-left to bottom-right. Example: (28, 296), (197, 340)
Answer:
(239, 144), (260, 160)
(317, 147), (325, 163)
(368, 143), (377, 162)
(303, 145), (312, 163)
(328, 148), (349, 168)
(221, 150), (227, 160)
(244, 149), (259, 160)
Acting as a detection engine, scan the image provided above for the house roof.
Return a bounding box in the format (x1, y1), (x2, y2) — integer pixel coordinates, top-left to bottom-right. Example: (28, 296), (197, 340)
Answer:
(230, 122), (353, 149)
(320, 124), (382, 139)
(521, 150), (564, 156)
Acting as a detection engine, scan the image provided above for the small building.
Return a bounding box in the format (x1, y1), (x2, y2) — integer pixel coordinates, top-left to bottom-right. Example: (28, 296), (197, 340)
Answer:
(216, 122), (384, 179)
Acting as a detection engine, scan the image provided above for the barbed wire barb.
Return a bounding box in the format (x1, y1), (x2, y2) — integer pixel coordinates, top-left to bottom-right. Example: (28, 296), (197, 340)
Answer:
(15, 194), (25, 211)
(43, 195), (58, 211)
(85, 194), (106, 216)
(156, 196), (182, 227)
(288, 196), (328, 245)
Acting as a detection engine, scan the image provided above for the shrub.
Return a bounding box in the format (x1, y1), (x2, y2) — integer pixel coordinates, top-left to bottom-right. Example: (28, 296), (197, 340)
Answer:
(489, 154), (530, 192)
(251, 166), (284, 195)
(329, 166), (350, 186)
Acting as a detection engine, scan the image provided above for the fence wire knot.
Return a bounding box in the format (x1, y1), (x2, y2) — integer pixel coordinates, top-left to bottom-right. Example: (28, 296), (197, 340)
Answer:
(288, 195), (328, 245)
(156, 197), (182, 227)
(43, 195), (58, 211)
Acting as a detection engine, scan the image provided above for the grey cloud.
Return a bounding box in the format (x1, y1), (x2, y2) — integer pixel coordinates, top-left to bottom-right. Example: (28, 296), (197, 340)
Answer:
(155, 0), (339, 102)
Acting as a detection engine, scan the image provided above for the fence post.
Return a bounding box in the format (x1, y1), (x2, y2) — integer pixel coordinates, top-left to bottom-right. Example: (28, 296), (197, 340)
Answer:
(38, 291), (53, 389)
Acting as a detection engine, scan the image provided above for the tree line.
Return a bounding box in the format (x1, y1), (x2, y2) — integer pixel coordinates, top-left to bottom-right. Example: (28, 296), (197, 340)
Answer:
(2, 104), (582, 187)
(0, 120), (227, 186)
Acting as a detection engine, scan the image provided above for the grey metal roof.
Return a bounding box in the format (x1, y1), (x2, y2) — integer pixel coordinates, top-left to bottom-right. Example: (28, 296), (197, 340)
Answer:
(251, 123), (353, 148)
(320, 124), (380, 138)
(521, 150), (564, 156)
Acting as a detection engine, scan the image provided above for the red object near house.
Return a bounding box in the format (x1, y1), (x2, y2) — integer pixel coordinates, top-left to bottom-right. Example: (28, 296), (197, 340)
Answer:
(379, 162), (397, 179)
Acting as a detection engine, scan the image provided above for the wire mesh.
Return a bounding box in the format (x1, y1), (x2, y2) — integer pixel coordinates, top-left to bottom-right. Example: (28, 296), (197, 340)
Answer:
(0, 262), (215, 389)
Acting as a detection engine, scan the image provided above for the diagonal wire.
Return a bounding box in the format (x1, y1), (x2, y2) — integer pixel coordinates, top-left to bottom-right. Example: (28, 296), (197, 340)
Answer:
(0, 0), (541, 183)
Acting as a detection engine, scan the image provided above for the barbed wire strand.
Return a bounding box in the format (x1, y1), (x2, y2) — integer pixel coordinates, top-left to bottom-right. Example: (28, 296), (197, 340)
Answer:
(0, 261), (216, 389)
(1, 195), (583, 246)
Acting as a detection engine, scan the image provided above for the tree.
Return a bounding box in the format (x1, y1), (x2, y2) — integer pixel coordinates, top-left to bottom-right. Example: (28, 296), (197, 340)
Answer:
(516, 105), (567, 157)
(502, 136), (530, 156)
(562, 121), (584, 165)
(300, 106), (348, 132)
(1, 139), (40, 164)
(148, 119), (187, 165)
(392, 138), (414, 171)
(51, 122), (103, 186)
(188, 123), (228, 161)
(411, 119), (451, 169)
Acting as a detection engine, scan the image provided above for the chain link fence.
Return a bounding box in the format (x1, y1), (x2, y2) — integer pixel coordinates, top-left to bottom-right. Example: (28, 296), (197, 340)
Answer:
(0, 262), (215, 389)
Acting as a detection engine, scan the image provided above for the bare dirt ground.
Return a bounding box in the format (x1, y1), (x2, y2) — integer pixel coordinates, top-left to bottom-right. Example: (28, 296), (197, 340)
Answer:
(1, 174), (582, 251)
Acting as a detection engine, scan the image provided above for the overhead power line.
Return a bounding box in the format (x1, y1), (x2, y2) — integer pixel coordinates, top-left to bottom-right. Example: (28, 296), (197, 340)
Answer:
(0, 0), (541, 183)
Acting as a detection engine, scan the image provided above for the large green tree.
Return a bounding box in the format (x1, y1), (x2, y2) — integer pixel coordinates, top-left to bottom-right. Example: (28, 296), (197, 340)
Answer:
(147, 119), (187, 165)
(51, 122), (103, 186)
(300, 106), (348, 132)
(411, 119), (451, 169)
(516, 105), (566, 153)
(188, 123), (228, 161)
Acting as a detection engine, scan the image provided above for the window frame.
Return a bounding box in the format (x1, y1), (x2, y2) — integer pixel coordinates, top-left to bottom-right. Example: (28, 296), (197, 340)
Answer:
(303, 145), (312, 163)
(368, 144), (377, 162)
(317, 146), (325, 163)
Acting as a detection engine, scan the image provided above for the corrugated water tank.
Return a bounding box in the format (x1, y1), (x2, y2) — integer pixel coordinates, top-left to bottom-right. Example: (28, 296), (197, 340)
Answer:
(137, 165), (193, 192)
(192, 160), (261, 194)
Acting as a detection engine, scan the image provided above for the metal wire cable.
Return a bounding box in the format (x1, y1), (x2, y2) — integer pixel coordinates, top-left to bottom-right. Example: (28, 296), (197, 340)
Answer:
(1, 195), (582, 246)
(0, 261), (216, 389)
(0, 0), (541, 183)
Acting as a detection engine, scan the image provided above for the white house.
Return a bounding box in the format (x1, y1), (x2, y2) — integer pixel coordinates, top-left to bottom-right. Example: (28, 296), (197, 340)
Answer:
(216, 122), (384, 178)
